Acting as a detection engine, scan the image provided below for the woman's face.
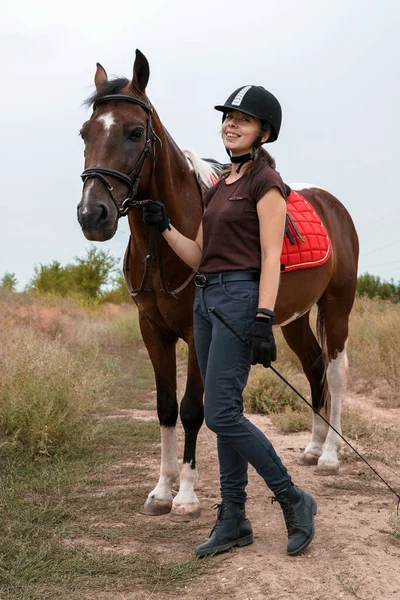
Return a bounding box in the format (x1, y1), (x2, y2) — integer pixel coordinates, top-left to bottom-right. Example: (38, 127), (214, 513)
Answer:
(221, 110), (264, 156)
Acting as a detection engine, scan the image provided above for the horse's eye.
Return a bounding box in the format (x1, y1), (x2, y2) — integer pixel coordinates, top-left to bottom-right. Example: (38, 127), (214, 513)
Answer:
(127, 128), (144, 141)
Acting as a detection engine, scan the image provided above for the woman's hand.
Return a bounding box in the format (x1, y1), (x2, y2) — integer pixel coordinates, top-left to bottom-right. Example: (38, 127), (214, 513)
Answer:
(143, 201), (171, 232)
(250, 317), (276, 368)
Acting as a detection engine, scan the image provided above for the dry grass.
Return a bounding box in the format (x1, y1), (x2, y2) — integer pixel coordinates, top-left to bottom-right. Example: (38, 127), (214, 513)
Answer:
(0, 292), (210, 598)
(0, 291), (146, 458)
(244, 365), (309, 415)
(348, 296), (400, 398)
(0, 323), (108, 458)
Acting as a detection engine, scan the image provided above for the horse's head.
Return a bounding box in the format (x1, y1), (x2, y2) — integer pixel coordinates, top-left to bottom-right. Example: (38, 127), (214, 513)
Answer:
(77, 50), (154, 241)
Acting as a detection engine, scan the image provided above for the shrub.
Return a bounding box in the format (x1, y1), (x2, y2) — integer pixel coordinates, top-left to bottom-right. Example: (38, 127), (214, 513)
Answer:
(0, 323), (109, 458)
(244, 366), (308, 414)
(270, 406), (312, 433)
(357, 272), (399, 302)
(0, 272), (18, 291)
(29, 247), (118, 300)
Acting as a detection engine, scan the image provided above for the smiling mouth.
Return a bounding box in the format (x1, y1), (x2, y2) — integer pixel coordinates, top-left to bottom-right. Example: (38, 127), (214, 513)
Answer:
(226, 132), (240, 140)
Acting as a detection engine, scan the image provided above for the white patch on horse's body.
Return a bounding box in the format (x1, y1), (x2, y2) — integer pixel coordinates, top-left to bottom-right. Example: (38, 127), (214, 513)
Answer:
(182, 148), (219, 189)
(289, 182), (319, 191)
(317, 343), (348, 473)
(143, 427), (179, 511)
(277, 311), (304, 327)
(171, 462), (200, 519)
(97, 112), (116, 133)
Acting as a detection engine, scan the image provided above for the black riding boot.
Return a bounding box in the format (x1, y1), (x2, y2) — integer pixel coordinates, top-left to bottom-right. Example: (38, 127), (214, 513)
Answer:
(194, 501), (254, 558)
(273, 485), (317, 556)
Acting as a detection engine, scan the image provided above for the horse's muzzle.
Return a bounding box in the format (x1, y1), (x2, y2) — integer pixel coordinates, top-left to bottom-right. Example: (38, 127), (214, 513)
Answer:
(77, 200), (118, 241)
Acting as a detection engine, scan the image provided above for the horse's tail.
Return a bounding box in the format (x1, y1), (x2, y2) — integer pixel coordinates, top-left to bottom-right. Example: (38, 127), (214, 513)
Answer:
(316, 307), (331, 417)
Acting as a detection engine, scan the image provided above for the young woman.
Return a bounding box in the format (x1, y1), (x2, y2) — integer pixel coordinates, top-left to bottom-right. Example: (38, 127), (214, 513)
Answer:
(143, 85), (317, 558)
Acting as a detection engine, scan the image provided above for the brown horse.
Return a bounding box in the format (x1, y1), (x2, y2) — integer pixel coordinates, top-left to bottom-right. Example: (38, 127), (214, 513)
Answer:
(77, 50), (359, 520)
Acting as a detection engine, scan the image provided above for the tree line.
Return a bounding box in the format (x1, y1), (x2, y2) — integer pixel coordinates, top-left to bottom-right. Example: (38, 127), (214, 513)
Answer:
(0, 246), (130, 303)
(1, 249), (399, 303)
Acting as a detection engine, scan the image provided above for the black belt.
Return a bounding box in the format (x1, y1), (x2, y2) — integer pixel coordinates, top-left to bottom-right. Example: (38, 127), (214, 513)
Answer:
(194, 271), (260, 288)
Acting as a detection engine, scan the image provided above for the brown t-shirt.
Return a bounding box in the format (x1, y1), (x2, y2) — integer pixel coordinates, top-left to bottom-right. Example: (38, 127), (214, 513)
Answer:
(198, 166), (287, 273)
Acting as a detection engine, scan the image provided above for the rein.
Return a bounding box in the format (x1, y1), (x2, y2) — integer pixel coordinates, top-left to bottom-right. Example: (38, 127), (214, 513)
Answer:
(80, 93), (194, 298)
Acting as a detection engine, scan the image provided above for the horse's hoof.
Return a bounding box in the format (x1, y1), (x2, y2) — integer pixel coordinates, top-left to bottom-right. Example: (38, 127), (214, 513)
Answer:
(169, 504), (201, 522)
(315, 462), (339, 476)
(141, 498), (172, 516)
(298, 453), (320, 466)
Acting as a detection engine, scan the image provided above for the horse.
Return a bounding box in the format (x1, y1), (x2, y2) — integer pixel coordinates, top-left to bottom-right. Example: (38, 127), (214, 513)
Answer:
(77, 49), (359, 521)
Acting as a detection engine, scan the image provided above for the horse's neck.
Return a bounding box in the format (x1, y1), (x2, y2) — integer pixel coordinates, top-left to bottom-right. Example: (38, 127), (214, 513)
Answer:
(150, 127), (202, 213)
(129, 120), (203, 249)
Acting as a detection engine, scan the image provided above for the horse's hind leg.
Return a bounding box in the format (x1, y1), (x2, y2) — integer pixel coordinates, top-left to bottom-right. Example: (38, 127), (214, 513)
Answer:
(170, 335), (204, 521)
(315, 291), (351, 475)
(281, 312), (329, 466)
(139, 315), (180, 516)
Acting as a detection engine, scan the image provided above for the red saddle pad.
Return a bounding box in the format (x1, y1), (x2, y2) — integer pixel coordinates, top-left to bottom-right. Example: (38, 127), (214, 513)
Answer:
(281, 190), (331, 272)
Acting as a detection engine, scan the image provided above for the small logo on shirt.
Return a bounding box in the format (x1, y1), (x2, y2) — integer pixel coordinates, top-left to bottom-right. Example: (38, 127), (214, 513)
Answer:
(231, 86), (252, 106)
(229, 196), (245, 200)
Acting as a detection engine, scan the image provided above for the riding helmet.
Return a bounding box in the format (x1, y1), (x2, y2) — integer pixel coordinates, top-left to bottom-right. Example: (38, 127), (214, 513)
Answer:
(214, 85), (282, 143)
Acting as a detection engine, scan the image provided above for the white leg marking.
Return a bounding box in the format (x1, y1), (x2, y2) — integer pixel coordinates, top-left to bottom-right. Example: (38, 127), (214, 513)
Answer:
(171, 462), (200, 520)
(301, 407), (329, 465)
(97, 112), (116, 134)
(318, 343), (348, 474)
(143, 427), (179, 514)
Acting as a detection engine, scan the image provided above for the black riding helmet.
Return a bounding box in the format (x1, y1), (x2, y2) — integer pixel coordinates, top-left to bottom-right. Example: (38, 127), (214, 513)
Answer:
(215, 85), (282, 172)
(214, 85), (282, 143)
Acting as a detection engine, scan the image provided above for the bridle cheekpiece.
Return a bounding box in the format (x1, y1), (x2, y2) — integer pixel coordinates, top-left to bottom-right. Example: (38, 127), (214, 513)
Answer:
(80, 94), (158, 217)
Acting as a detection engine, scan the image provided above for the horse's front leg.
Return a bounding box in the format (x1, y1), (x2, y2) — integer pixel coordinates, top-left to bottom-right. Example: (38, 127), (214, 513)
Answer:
(140, 315), (179, 515)
(170, 335), (204, 521)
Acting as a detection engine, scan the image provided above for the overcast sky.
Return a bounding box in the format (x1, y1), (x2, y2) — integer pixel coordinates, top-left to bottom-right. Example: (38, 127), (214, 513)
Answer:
(2, 0), (400, 289)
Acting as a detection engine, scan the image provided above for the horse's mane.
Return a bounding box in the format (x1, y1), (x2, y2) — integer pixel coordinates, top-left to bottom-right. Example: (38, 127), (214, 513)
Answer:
(182, 149), (224, 190)
(84, 77), (130, 107)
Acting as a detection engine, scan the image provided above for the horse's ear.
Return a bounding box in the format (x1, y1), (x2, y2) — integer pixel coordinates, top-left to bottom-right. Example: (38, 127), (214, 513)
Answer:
(132, 49), (150, 93)
(94, 63), (108, 90)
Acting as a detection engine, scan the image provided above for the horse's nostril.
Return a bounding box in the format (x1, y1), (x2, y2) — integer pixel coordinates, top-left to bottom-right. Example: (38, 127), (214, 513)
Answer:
(99, 203), (109, 222)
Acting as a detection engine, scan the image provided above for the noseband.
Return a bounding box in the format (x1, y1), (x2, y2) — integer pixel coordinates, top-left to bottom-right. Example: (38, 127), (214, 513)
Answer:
(80, 94), (158, 217)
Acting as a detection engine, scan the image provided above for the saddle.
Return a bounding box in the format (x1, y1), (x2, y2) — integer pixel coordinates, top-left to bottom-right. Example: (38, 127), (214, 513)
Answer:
(282, 189), (331, 272)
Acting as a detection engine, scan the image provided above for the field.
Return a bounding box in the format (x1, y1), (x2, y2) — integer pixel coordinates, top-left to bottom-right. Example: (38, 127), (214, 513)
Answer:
(0, 290), (399, 600)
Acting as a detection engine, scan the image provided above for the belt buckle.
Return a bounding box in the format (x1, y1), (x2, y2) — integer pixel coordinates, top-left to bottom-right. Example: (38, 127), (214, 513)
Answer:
(194, 274), (207, 288)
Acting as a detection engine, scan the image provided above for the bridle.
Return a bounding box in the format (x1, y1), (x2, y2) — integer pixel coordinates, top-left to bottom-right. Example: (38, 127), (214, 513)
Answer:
(80, 93), (195, 298)
(80, 94), (159, 217)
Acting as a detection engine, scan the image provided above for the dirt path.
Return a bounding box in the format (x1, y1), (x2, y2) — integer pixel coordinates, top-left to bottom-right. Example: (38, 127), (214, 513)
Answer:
(124, 367), (400, 600)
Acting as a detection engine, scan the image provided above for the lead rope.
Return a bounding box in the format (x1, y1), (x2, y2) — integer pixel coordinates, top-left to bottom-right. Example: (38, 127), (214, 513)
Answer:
(208, 305), (400, 511)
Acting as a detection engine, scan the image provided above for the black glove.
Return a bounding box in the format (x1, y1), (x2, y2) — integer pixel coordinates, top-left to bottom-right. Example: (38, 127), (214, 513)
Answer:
(250, 317), (276, 368)
(142, 201), (171, 232)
